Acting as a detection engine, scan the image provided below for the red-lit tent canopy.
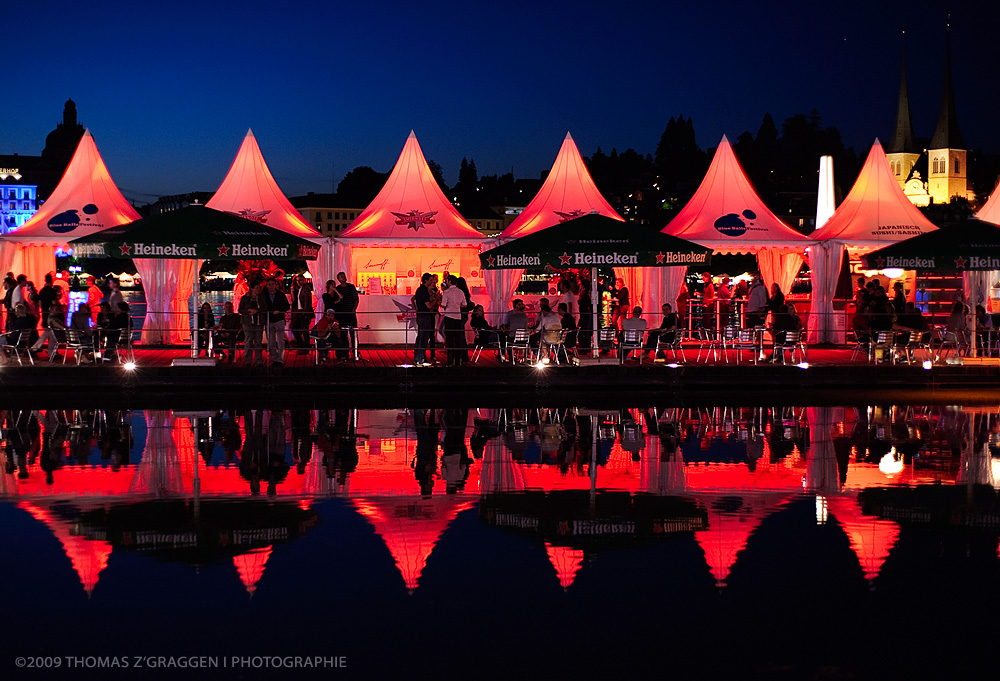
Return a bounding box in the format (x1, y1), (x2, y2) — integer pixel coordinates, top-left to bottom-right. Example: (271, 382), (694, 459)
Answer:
(334, 132), (485, 292)
(545, 542), (584, 591)
(353, 496), (474, 592)
(976, 178), (1000, 224)
(826, 494), (900, 584)
(0, 130), (140, 291)
(205, 130), (331, 306)
(693, 493), (791, 587)
(501, 133), (622, 240)
(807, 139), (939, 342)
(19, 501), (113, 597)
(484, 133), (629, 321)
(233, 546), (273, 597)
(662, 135), (812, 297)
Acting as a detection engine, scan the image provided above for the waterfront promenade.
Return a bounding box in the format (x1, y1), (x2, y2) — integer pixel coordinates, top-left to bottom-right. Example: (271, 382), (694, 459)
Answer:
(3, 345), (1000, 403)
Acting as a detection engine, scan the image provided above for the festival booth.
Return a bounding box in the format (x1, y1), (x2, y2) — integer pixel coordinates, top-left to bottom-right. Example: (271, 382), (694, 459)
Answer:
(481, 214), (712, 335)
(489, 133), (626, 323)
(204, 129), (332, 319)
(807, 140), (938, 343)
(0, 131), (166, 328)
(71, 205), (320, 365)
(334, 132), (486, 344)
(662, 135), (813, 329)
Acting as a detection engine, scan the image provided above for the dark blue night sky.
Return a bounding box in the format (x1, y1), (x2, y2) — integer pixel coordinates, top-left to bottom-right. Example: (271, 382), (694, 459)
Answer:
(4, 0), (997, 202)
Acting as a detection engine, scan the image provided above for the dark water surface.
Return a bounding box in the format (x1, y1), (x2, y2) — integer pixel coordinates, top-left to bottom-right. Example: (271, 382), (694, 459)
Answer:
(2, 404), (999, 680)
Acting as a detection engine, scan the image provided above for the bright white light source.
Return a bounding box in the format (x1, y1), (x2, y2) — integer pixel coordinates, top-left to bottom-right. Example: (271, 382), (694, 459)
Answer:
(667, 363), (679, 368)
(797, 362), (809, 369)
(123, 361), (137, 371)
(879, 448), (904, 477)
(882, 268), (905, 280)
(542, 357), (550, 365)
(922, 360), (933, 370)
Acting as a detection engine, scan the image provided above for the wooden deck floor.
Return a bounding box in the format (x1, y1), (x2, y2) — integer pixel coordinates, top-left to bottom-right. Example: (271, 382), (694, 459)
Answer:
(7, 344), (883, 369)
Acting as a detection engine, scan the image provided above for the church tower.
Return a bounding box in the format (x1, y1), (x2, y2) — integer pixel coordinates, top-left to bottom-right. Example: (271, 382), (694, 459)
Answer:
(927, 39), (969, 204)
(885, 46), (920, 190)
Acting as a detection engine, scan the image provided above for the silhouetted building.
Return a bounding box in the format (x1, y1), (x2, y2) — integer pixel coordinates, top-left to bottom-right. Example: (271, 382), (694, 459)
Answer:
(0, 99), (86, 202)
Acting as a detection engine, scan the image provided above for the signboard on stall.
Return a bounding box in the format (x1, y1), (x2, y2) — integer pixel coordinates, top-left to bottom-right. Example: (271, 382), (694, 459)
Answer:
(367, 276), (383, 295)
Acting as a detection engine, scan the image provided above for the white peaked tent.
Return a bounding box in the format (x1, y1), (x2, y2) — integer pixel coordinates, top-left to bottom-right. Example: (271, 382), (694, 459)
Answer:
(662, 135), (812, 297)
(0, 130), (140, 288)
(205, 129), (331, 308)
(335, 131), (485, 283)
(807, 140), (938, 343)
(487, 133), (626, 321)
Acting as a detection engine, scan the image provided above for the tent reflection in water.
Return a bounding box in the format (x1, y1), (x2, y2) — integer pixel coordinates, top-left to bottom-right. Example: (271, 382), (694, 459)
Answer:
(70, 204), (320, 365)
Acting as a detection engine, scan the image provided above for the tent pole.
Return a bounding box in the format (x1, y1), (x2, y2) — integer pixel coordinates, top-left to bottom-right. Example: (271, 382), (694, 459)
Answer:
(191, 259), (199, 359)
(591, 266), (598, 352)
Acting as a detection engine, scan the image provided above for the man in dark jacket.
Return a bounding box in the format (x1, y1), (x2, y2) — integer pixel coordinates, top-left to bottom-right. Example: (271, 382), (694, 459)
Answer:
(260, 278), (290, 366)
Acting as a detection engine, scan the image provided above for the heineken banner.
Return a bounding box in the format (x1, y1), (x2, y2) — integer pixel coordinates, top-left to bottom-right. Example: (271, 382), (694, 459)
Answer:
(70, 205), (320, 261)
(861, 219), (1000, 272)
(480, 214), (711, 270)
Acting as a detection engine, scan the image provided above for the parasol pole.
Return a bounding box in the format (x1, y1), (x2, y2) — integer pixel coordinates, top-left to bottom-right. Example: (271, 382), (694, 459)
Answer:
(591, 266), (598, 352)
(191, 259), (199, 360)
(172, 259), (215, 366)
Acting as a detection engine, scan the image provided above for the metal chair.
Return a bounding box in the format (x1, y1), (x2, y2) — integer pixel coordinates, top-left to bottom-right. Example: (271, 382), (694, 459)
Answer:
(471, 329), (502, 363)
(619, 328), (644, 364)
(65, 328), (96, 365)
(902, 330), (933, 365)
(773, 330), (803, 364)
(871, 330), (896, 364)
(541, 328), (572, 365)
(849, 328), (870, 362)
(733, 328), (760, 364)
(596, 327), (617, 356)
(935, 327), (968, 362)
(0, 330), (33, 366)
(695, 327), (724, 363)
(653, 330), (684, 363)
(509, 328), (533, 363)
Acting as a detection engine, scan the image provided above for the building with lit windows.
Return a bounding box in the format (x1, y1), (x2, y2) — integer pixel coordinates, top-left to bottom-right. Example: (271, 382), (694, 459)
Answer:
(0, 174), (37, 234)
(886, 45), (974, 206)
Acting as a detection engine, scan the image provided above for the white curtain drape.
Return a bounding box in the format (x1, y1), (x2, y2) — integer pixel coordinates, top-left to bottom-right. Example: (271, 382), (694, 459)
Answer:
(9, 243), (57, 291)
(0, 241), (18, 281)
(307, 239), (336, 321)
(756, 248), (804, 298)
(804, 406), (840, 493)
(806, 242), (845, 344)
(484, 267), (524, 325)
(641, 266), (687, 327)
(333, 239), (351, 284)
(134, 259), (194, 345)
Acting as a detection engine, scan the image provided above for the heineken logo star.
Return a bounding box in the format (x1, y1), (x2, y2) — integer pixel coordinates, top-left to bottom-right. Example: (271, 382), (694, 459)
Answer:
(955, 256), (967, 269)
(488, 255), (496, 267)
(119, 243), (132, 256)
(876, 257), (886, 268)
(655, 252), (666, 264)
(217, 244), (230, 257)
(559, 252), (572, 266)
(391, 209), (438, 231)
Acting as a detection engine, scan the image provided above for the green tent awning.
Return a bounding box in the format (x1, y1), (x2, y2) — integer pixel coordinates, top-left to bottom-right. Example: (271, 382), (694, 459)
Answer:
(479, 214), (711, 269)
(69, 204), (320, 261)
(862, 219), (1000, 271)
